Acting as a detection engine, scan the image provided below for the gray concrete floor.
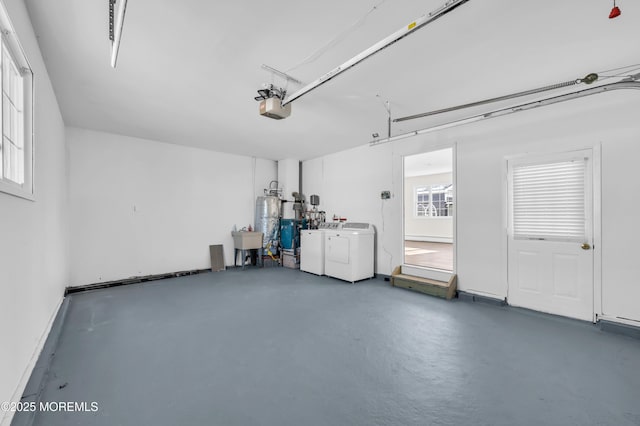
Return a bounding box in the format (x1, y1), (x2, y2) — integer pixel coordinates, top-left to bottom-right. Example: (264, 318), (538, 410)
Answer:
(26, 268), (640, 426)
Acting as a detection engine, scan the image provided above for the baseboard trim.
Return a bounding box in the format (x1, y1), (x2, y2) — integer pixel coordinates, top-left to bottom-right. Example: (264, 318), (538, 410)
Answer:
(458, 291), (507, 306)
(404, 236), (453, 243)
(65, 268), (211, 295)
(599, 319), (640, 340)
(6, 297), (69, 426)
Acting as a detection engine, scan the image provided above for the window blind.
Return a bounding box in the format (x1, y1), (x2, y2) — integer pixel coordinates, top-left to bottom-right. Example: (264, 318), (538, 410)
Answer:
(512, 159), (586, 241)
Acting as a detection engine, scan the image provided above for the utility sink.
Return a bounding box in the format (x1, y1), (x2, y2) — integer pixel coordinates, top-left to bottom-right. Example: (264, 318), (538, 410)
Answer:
(231, 231), (263, 249)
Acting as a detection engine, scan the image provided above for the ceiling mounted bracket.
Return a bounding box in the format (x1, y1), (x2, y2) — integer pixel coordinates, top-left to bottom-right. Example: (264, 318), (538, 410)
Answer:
(261, 64), (303, 86)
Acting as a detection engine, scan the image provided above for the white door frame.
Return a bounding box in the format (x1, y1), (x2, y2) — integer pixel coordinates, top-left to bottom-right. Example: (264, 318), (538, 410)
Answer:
(592, 144), (603, 322)
(402, 143), (457, 281)
(503, 145), (602, 322)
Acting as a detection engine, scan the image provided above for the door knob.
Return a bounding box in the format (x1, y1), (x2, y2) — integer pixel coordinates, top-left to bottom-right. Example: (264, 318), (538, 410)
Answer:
(581, 243), (591, 250)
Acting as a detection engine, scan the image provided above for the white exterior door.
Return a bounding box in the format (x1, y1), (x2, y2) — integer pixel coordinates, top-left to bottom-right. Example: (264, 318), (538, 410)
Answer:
(507, 150), (594, 321)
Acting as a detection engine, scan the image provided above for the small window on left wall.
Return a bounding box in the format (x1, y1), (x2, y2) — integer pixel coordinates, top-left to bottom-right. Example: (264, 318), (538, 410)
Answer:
(0, 2), (33, 200)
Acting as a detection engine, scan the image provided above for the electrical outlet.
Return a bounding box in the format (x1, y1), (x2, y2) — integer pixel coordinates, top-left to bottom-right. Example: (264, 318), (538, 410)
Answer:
(381, 191), (391, 199)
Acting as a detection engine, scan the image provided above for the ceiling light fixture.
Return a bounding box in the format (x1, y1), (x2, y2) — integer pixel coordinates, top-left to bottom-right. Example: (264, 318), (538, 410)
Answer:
(109, 0), (128, 68)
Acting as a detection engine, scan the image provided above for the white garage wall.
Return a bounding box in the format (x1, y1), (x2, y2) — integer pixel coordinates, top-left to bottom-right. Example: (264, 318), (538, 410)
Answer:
(303, 90), (640, 323)
(278, 158), (300, 219)
(600, 137), (640, 323)
(302, 142), (399, 275)
(404, 173), (453, 241)
(0, 1), (68, 424)
(67, 127), (276, 286)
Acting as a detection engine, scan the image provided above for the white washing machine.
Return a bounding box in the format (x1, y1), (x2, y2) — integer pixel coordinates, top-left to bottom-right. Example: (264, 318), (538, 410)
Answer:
(324, 222), (375, 283)
(300, 222), (342, 275)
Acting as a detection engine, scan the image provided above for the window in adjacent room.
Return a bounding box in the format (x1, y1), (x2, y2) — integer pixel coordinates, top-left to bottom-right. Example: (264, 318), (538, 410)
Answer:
(415, 184), (453, 217)
(0, 4), (34, 200)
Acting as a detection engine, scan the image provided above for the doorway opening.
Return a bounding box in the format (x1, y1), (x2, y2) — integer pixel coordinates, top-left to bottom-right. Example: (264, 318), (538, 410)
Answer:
(403, 148), (454, 272)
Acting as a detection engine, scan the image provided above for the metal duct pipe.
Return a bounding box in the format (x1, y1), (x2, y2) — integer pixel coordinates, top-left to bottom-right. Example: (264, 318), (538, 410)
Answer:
(282, 0), (471, 106)
(370, 78), (640, 146)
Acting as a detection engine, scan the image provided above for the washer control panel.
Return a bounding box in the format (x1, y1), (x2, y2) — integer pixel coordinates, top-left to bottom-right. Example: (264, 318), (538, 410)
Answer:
(318, 222), (342, 230)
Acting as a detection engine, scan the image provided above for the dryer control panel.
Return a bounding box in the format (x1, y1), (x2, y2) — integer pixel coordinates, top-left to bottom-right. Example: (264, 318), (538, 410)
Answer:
(343, 222), (370, 230)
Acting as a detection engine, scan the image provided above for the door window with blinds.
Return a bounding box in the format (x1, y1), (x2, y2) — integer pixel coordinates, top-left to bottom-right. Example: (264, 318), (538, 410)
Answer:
(509, 155), (590, 242)
(0, 3), (34, 200)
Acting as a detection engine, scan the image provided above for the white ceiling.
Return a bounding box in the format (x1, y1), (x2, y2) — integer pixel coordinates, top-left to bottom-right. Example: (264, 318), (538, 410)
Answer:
(404, 148), (452, 177)
(24, 0), (639, 161)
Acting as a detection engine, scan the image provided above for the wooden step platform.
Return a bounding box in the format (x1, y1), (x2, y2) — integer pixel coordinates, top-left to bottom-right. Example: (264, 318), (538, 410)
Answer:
(390, 266), (457, 300)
